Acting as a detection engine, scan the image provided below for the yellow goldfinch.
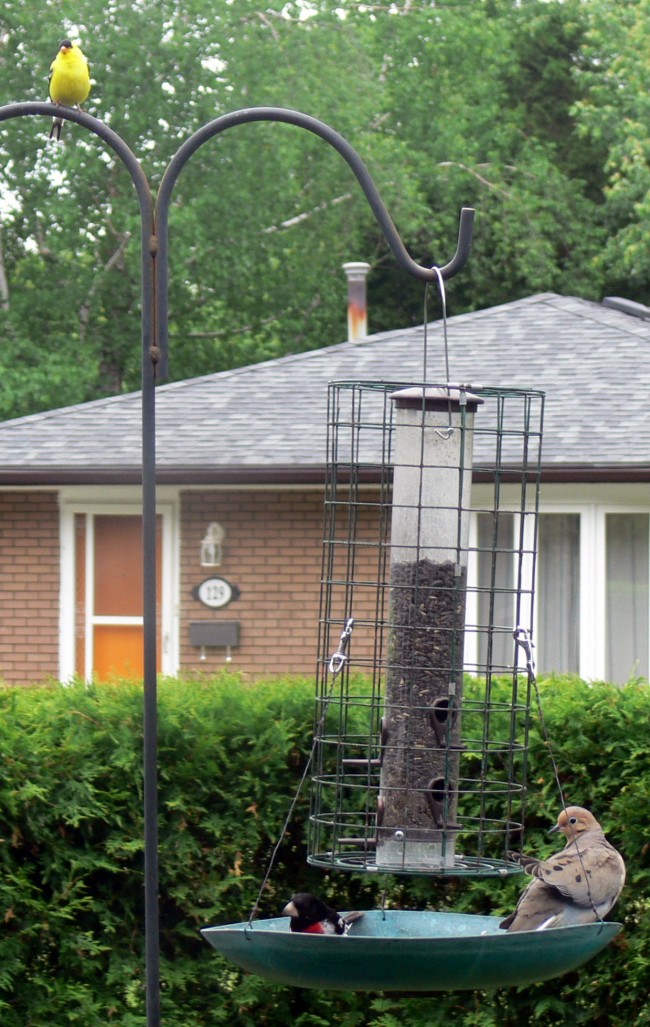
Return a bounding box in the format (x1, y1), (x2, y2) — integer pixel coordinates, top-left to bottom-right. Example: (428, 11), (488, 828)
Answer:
(48, 39), (91, 141)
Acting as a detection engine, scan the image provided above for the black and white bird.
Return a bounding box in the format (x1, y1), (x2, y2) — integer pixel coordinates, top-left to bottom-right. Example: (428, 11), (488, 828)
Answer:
(282, 892), (363, 935)
(501, 805), (625, 932)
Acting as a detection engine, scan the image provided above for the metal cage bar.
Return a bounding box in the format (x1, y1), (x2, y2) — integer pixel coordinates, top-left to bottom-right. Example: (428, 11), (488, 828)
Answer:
(309, 381), (544, 876)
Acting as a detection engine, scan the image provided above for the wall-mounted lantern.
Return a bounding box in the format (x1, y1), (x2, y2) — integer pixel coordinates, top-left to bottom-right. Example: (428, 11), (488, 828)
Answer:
(200, 522), (225, 567)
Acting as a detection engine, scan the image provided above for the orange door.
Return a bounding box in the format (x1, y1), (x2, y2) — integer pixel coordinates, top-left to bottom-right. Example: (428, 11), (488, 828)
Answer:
(75, 514), (162, 681)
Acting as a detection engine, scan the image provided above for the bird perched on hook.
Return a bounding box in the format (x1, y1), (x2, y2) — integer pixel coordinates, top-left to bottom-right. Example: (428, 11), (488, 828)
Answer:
(48, 39), (91, 141)
(282, 892), (363, 935)
(500, 805), (625, 932)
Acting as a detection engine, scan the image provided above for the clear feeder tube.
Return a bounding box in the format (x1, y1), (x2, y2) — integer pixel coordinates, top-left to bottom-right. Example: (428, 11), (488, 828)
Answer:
(376, 387), (481, 870)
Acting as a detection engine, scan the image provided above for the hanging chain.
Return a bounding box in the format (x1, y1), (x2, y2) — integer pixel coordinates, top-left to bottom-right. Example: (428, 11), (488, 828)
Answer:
(513, 627), (603, 924)
(246, 619), (354, 929)
(423, 281), (430, 384)
(433, 266), (451, 385)
(513, 627), (569, 808)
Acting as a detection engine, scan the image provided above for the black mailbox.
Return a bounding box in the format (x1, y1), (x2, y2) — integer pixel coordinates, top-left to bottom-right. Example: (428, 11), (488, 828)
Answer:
(188, 621), (240, 648)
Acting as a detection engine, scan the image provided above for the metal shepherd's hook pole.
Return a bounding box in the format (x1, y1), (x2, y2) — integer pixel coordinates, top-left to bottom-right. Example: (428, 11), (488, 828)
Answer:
(0, 100), (162, 1026)
(0, 100), (474, 1027)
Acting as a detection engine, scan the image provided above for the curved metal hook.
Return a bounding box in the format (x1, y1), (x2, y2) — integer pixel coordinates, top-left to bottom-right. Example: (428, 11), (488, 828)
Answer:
(0, 102), (153, 220)
(155, 106), (474, 376)
(0, 104), (157, 368)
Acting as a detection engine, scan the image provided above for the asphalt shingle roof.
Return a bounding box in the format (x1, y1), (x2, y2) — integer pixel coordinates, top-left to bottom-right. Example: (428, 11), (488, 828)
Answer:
(1, 293), (649, 483)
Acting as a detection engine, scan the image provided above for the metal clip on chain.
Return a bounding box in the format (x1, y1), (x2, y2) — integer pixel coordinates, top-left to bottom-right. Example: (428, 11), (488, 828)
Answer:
(513, 626), (537, 682)
(329, 617), (354, 678)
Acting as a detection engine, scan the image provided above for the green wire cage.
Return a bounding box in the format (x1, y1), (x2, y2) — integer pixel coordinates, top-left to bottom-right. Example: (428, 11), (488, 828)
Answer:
(202, 378), (622, 990)
(308, 381), (544, 877)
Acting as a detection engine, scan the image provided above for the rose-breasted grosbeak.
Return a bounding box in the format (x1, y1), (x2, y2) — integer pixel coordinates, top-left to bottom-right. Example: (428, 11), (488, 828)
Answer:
(282, 892), (363, 935)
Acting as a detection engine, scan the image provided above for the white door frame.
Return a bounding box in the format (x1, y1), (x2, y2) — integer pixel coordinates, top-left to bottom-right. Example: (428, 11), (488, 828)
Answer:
(59, 499), (178, 681)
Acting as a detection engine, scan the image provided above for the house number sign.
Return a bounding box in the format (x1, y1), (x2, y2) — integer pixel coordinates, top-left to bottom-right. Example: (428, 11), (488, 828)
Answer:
(192, 576), (240, 609)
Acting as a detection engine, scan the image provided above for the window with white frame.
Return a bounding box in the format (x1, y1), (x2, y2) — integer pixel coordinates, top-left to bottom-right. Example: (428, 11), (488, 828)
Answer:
(605, 513), (649, 683)
(466, 509), (535, 676)
(537, 513), (580, 675)
(474, 510), (516, 672)
(470, 507), (650, 685)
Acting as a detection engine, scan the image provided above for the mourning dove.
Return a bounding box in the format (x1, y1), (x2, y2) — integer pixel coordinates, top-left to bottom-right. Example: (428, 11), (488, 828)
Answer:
(500, 805), (625, 932)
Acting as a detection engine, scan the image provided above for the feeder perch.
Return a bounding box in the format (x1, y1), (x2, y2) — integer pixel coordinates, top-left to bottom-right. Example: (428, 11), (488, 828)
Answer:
(201, 912), (621, 992)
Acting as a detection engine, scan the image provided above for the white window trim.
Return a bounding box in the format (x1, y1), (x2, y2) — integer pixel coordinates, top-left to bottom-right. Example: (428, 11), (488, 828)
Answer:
(595, 503), (650, 683)
(530, 501), (596, 679)
(467, 499), (650, 682)
(59, 500), (179, 681)
(465, 514), (479, 671)
(579, 504), (603, 681)
(528, 502), (650, 682)
(465, 509), (533, 674)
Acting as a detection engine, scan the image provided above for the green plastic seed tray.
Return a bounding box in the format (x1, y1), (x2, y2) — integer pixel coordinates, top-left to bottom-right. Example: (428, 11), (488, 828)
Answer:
(201, 909), (621, 992)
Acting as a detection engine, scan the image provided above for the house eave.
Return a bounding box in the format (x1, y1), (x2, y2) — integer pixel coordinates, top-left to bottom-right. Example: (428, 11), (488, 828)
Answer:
(0, 464), (330, 487)
(538, 464), (650, 484)
(1, 462), (650, 488)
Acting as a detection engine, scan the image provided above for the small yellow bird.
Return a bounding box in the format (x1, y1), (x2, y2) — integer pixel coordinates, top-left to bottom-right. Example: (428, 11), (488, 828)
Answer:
(48, 39), (91, 141)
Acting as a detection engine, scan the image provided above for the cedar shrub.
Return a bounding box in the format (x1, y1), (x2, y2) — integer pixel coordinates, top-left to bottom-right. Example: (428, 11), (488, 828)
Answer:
(0, 673), (646, 1025)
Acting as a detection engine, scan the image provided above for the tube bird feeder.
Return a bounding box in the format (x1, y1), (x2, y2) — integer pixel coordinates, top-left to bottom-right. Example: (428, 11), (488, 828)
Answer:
(308, 380), (544, 876)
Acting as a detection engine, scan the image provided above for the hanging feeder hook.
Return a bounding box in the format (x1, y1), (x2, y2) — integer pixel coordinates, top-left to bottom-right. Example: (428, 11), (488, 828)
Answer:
(153, 107), (475, 377)
(431, 267), (455, 439)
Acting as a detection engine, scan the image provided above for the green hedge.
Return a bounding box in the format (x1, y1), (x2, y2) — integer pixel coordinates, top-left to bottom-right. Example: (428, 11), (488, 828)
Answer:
(0, 673), (648, 1025)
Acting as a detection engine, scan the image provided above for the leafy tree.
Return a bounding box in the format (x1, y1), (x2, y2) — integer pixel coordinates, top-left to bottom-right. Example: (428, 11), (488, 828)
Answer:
(572, 0), (650, 302)
(0, 0), (639, 418)
(1, 0), (411, 412)
(358, 0), (606, 328)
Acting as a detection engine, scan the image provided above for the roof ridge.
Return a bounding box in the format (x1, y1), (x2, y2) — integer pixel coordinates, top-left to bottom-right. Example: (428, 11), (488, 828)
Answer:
(0, 292), (643, 435)
(548, 293), (650, 337)
(154, 332), (381, 393)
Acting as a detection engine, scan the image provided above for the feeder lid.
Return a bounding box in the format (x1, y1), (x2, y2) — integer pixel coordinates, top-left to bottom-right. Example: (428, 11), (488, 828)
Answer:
(201, 909), (620, 992)
(390, 386), (483, 411)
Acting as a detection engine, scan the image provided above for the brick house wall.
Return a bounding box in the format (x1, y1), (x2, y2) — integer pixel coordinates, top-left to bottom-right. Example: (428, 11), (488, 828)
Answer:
(0, 492), (60, 683)
(180, 489), (327, 677)
(180, 488), (387, 679)
(0, 486), (385, 684)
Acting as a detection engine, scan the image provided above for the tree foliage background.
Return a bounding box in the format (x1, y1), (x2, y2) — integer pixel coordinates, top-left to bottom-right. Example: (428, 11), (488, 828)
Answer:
(1, 0), (650, 418)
